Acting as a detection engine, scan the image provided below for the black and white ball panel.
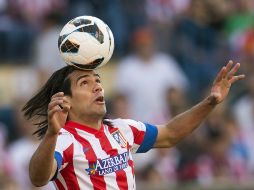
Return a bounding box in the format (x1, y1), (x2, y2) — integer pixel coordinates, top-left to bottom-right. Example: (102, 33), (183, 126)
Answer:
(70, 57), (104, 70)
(69, 18), (91, 27)
(58, 16), (114, 69)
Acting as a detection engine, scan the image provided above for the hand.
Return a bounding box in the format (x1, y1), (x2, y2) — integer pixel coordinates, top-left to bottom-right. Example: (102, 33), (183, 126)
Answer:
(47, 92), (70, 136)
(209, 60), (245, 105)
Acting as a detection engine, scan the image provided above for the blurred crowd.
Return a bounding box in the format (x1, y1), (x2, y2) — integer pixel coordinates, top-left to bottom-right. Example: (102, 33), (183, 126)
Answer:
(1, 0), (254, 189)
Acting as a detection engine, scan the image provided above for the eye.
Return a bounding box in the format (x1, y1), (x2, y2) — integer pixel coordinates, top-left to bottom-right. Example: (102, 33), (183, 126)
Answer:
(81, 80), (88, 85)
(96, 78), (101, 83)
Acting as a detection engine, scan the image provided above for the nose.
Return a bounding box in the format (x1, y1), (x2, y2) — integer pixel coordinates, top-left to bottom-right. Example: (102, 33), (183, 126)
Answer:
(93, 83), (103, 93)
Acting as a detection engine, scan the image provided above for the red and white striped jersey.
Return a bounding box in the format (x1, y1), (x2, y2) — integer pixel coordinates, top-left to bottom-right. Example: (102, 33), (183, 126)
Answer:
(52, 118), (158, 190)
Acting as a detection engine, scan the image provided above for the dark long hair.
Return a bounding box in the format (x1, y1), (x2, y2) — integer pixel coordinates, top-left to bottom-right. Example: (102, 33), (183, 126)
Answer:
(22, 66), (76, 139)
(23, 66), (112, 139)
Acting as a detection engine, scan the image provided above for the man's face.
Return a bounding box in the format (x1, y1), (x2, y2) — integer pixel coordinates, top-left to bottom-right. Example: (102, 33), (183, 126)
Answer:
(67, 70), (106, 121)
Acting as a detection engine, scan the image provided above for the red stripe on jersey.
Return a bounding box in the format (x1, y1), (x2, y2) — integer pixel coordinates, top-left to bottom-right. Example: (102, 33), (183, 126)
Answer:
(97, 125), (128, 190)
(64, 126), (107, 190)
(107, 125), (118, 134)
(115, 170), (128, 190)
(55, 179), (65, 190)
(60, 144), (80, 190)
(129, 125), (145, 145)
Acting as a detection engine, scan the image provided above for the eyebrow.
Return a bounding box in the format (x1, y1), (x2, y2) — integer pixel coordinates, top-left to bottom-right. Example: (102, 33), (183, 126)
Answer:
(76, 74), (101, 83)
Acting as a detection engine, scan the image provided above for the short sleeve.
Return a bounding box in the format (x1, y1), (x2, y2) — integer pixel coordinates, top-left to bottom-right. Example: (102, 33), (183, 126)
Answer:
(51, 130), (73, 180)
(118, 119), (158, 154)
(136, 123), (158, 153)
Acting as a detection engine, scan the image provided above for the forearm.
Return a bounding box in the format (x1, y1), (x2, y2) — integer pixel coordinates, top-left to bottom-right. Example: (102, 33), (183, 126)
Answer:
(156, 96), (217, 147)
(29, 132), (58, 186)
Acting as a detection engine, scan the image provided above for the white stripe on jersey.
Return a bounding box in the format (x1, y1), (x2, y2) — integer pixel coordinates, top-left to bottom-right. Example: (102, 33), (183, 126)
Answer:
(72, 137), (93, 189)
(53, 183), (58, 190)
(104, 125), (127, 152)
(104, 126), (135, 190)
(109, 119), (147, 153)
(109, 119), (134, 144)
(104, 171), (119, 189)
(55, 129), (73, 171)
(124, 163), (135, 190)
(57, 173), (68, 189)
(75, 128), (119, 189)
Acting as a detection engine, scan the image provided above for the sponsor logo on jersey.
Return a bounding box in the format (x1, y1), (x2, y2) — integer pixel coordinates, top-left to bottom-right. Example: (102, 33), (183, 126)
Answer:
(85, 151), (129, 176)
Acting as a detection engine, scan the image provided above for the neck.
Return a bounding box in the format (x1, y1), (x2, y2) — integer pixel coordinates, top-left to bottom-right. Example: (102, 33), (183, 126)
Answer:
(70, 116), (103, 130)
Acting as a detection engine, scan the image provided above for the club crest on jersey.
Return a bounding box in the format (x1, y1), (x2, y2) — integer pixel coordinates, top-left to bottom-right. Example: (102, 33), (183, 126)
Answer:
(111, 130), (127, 148)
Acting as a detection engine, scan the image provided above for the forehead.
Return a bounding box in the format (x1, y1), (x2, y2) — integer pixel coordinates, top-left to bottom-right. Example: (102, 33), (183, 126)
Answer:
(69, 70), (99, 81)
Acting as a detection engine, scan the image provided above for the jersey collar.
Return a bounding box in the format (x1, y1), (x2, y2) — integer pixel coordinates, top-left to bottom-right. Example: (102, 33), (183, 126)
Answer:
(64, 120), (104, 134)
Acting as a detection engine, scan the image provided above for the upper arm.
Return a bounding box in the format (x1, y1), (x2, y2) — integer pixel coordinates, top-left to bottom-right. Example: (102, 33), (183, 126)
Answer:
(135, 123), (158, 153)
(154, 125), (175, 148)
(50, 131), (73, 180)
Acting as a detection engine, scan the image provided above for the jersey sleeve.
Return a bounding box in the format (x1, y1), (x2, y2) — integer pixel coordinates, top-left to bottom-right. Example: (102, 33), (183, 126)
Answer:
(121, 119), (158, 154)
(51, 130), (74, 180)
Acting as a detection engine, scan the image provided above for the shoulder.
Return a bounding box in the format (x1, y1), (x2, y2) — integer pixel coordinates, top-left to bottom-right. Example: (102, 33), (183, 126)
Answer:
(55, 128), (75, 149)
(105, 118), (142, 126)
(105, 118), (147, 133)
(58, 128), (74, 137)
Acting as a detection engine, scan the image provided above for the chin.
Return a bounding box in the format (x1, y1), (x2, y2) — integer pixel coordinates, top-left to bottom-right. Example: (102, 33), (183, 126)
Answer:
(97, 108), (107, 118)
(91, 105), (106, 118)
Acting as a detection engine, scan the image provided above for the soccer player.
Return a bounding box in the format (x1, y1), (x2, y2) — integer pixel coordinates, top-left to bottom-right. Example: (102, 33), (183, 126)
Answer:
(23, 60), (244, 190)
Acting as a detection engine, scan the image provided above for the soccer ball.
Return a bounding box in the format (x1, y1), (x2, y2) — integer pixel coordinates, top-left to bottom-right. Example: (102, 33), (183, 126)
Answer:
(58, 16), (114, 70)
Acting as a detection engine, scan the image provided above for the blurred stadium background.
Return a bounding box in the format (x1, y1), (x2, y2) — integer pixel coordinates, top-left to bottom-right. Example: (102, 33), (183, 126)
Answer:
(1, 0), (254, 189)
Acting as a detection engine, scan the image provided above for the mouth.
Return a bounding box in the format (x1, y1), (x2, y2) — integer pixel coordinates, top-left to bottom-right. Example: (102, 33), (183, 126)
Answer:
(95, 96), (105, 104)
